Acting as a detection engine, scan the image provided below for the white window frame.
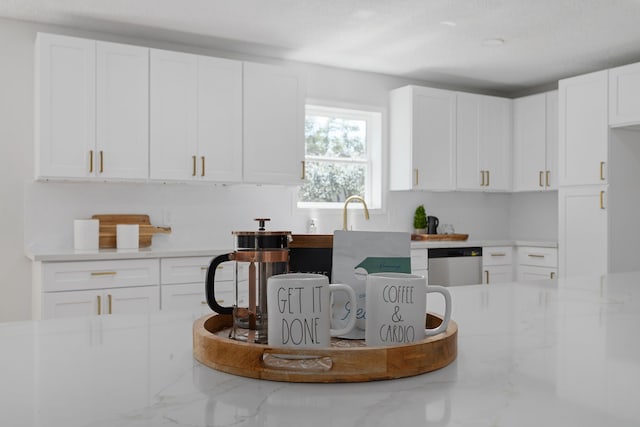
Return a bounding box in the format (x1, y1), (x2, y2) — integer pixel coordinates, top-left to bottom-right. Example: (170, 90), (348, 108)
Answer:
(297, 102), (382, 210)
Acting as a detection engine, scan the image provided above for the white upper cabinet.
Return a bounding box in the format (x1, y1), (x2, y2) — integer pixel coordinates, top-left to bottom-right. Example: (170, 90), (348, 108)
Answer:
(513, 91), (558, 191)
(35, 33), (96, 179)
(96, 41), (149, 179)
(150, 49), (242, 182)
(389, 86), (456, 191)
(609, 62), (640, 128)
(243, 62), (305, 185)
(558, 70), (608, 186)
(35, 33), (149, 180)
(456, 93), (512, 191)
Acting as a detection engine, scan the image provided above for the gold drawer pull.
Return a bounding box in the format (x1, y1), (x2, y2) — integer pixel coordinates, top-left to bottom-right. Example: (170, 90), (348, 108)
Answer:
(600, 161), (605, 181)
(414, 168), (419, 186)
(484, 270), (490, 284)
(539, 171), (544, 187)
(550, 272), (556, 279)
(201, 266), (208, 271)
(201, 301), (207, 305)
(301, 160), (306, 180)
(108, 294), (113, 315)
(201, 156), (205, 177)
(192, 155), (197, 177)
(99, 150), (104, 173)
(89, 150), (94, 173)
(91, 271), (117, 276)
(600, 191), (605, 209)
(528, 254), (545, 258)
(480, 170), (485, 186)
(491, 252), (506, 257)
(97, 295), (101, 315)
(545, 170), (550, 187)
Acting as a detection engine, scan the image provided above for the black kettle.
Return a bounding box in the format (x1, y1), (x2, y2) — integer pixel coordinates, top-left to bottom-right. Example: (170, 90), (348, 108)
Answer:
(427, 216), (439, 234)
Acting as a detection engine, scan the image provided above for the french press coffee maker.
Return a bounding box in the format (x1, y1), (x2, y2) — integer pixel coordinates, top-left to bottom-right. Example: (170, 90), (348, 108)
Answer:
(206, 218), (291, 343)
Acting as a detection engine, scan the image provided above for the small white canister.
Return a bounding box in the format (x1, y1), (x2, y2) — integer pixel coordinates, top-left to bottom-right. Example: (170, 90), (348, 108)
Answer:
(116, 224), (139, 249)
(74, 219), (99, 251)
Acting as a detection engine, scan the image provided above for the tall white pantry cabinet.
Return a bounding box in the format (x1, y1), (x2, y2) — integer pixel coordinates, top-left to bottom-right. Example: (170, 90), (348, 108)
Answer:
(558, 67), (640, 278)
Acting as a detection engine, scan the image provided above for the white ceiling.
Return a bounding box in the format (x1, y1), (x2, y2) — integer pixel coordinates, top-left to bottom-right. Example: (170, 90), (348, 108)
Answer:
(3, 0), (640, 95)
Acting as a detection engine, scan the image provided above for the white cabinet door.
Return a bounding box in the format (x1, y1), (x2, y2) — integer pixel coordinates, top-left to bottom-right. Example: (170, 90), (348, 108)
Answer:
(513, 91), (558, 191)
(389, 86), (456, 190)
(196, 56), (243, 182)
(243, 62), (305, 184)
(108, 286), (160, 315)
(482, 265), (513, 284)
(518, 266), (557, 281)
(35, 33), (96, 179)
(545, 91), (559, 190)
(481, 96), (512, 191)
(43, 289), (102, 319)
(456, 93), (511, 191)
(96, 41), (149, 179)
(513, 93), (547, 191)
(609, 61), (640, 127)
(558, 186), (608, 278)
(150, 49), (198, 180)
(558, 70), (608, 186)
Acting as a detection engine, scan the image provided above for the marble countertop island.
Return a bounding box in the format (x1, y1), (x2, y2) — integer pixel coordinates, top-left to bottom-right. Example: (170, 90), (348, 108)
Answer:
(1, 272), (639, 426)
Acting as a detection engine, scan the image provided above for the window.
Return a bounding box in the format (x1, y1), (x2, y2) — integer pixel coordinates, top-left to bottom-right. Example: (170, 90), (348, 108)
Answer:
(298, 104), (382, 209)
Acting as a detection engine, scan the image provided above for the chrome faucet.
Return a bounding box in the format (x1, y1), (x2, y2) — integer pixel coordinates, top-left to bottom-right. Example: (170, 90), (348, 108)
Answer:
(342, 195), (370, 231)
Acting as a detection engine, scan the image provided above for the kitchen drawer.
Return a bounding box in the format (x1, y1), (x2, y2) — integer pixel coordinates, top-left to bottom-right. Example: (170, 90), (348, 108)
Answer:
(160, 256), (215, 284)
(482, 246), (513, 266)
(41, 259), (159, 292)
(411, 249), (428, 271)
(518, 265), (557, 281)
(517, 247), (557, 268)
(161, 282), (211, 312)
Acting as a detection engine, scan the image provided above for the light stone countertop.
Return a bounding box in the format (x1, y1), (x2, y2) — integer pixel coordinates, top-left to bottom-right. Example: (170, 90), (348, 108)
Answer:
(25, 240), (556, 262)
(1, 271), (638, 426)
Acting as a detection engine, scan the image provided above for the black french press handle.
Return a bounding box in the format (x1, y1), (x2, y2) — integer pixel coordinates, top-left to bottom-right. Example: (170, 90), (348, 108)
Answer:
(205, 253), (233, 315)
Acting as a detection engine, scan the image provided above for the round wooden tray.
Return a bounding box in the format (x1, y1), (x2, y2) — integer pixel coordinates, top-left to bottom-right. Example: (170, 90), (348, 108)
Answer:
(193, 313), (457, 383)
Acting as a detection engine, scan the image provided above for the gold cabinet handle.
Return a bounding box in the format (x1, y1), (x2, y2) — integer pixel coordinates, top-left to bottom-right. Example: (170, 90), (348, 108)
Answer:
(301, 160), (306, 180)
(486, 170), (490, 187)
(201, 156), (205, 177)
(91, 271), (117, 276)
(491, 252), (506, 257)
(484, 270), (490, 284)
(200, 301), (207, 305)
(192, 155), (197, 177)
(550, 272), (556, 279)
(89, 150), (94, 173)
(201, 266), (208, 271)
(528, 254), (545, 258)
(480, 170), (485, 186)
(99, 150), (104, 173)
(539, 171), (544, 187)
(600, 190), (605, 209)
(108, 294), (113, 315)
(414, 168), (419, 186)
(600, 161), (605, 181)
(97, 295), (102, 315)
(545, 170), (550, 187)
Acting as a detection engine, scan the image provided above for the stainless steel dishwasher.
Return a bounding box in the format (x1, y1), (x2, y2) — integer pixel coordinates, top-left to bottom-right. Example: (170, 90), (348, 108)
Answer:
(428, 247), (483, 286)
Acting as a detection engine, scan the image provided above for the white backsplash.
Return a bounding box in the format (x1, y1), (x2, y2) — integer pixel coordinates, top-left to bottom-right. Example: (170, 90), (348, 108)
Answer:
(24, 181), (557, 251)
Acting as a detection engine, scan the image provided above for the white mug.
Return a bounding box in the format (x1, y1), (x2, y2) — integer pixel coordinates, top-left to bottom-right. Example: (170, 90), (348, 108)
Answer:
(365, 272), (452, 347)
(267, 273), (357, 348)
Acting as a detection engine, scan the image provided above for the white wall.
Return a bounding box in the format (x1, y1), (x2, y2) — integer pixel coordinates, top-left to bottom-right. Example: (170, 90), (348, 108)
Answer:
(0, 18), (557, 322)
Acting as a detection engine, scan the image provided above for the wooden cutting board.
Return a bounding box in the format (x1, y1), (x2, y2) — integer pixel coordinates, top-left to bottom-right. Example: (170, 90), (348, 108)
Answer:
(411, 233), (469, 241)
(92, 214), (171, 248)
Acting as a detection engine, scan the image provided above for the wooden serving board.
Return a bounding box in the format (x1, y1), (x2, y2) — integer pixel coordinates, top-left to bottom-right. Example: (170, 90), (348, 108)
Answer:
(92, 214), (171, 248)
(411, 233), (469, 241)
(193, 313), (457, 383)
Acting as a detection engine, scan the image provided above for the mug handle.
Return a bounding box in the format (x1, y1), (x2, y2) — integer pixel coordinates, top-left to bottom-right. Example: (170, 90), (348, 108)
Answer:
(425, 285), (452, 336)
(329, 284), (357, 337)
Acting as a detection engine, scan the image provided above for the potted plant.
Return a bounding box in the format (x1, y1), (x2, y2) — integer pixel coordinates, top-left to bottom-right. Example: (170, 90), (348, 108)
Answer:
(413, 204), (428, 234)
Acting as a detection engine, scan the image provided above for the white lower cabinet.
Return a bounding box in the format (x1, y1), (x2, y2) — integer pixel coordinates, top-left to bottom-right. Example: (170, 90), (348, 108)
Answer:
(482, 246), (513, 284)
(160, 256), (248, 314)
(516, 246), (558, 281)
(410, 248), (429, 282)
(36, 259), (160, 319)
